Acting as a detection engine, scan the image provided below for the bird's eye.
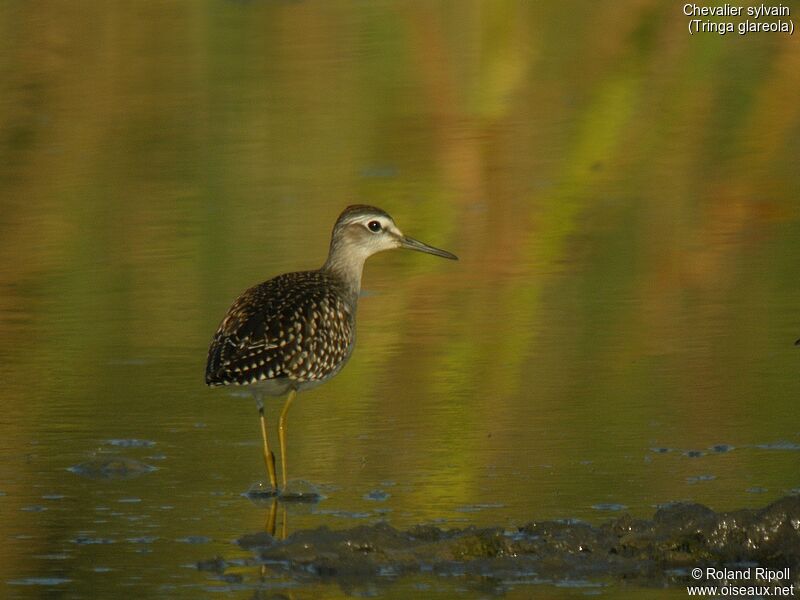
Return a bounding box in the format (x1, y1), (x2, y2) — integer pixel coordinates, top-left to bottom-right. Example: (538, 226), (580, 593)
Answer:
(367, 220), (382, 233)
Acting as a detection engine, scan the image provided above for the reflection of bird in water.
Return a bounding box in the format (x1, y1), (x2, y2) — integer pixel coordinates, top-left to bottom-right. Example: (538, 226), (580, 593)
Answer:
(205, 205), (457, 494)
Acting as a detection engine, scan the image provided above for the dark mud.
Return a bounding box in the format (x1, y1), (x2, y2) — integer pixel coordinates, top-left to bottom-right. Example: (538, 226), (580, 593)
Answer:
(67, 457), (157, 480)
(199, 496), (800, 591)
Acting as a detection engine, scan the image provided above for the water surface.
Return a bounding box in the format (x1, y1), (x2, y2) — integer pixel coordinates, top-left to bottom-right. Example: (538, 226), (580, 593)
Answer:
(1, 2), (799, 598)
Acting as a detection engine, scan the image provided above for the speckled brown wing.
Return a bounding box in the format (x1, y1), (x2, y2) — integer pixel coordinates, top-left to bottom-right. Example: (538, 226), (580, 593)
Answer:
(205, 271), (355, 388)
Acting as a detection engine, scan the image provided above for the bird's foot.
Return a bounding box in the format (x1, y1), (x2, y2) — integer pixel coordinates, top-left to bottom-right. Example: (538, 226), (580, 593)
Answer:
(245, 481), (280, 500)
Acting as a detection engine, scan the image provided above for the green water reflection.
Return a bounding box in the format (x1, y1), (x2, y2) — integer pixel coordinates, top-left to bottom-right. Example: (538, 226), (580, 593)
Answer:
(1, 1), (799, 598)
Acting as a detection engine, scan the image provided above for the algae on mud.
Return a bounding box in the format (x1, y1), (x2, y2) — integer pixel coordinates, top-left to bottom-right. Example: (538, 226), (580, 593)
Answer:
(198, 496), (800, 592)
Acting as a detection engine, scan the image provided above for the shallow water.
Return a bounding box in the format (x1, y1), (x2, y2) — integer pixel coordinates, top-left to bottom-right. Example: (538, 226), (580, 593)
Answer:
(1, 2), (799, 598)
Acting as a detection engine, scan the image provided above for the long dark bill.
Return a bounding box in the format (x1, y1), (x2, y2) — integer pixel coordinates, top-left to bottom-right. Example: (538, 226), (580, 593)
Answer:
(400, 236), (458, 260)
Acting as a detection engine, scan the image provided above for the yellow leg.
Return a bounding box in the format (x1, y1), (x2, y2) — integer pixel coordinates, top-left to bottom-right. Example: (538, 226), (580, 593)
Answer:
(265, 498), (277, 536)
(261, 499), (278, 578)
(257, 399), (278, 491)
(278, 389), (297, 489)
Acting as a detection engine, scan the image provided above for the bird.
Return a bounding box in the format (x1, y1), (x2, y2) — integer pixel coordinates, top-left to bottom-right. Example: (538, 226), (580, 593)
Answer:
(205, 205), (458, 494)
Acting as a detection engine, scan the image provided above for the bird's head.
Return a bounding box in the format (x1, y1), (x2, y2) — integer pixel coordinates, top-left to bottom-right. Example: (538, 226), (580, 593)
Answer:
(329, 205), (458, 262)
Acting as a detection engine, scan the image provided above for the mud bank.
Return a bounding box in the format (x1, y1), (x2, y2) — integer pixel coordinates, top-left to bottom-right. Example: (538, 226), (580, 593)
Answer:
(199, 496), (800, 590)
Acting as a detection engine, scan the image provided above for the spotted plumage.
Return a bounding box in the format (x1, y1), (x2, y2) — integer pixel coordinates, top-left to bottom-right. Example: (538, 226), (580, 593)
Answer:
(205, 270), (355, 391)
(205, 205), (457, 492)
